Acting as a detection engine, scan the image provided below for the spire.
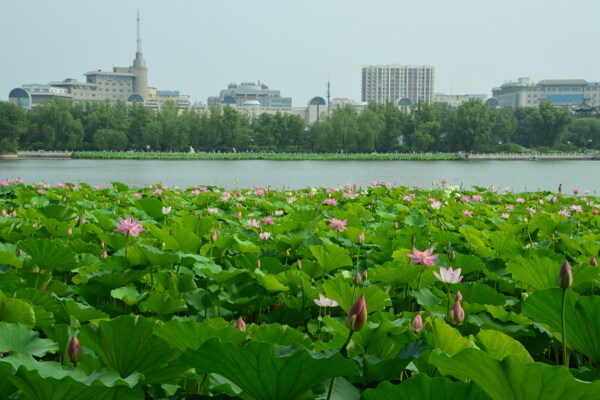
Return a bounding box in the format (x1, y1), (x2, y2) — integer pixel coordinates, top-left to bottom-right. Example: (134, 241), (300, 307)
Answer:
(136, 10), (142, 54)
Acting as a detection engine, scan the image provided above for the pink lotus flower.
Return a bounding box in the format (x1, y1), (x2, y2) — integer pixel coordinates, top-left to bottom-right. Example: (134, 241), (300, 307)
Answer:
(329, 218), (348, 232)
(441, 178), (448, 184)
(235, 316), (246, 332)
(407, 247), (439, 266)
(500, 213), (511, 219)
(246, 219), (260, 229)
(324, 198), (338, 205)
(462, 210), (473, 218)
(346, 294), (367, 331)
(433, 266), (463, 284)
(430, 201), (442, 210)
(259, 232), (271, 240)
(410, 314), (423, 332)
(113, 216), (145, 237)
(262, 216), (275, 225)
(471, 195), (483, 202)
(557, 210), (571, 217)
(314, 293), (339, 308)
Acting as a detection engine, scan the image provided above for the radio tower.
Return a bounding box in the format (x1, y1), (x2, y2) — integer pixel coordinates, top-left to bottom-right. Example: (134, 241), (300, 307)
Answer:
(132, 10), (148, 102)
(326, 77), (331, 114)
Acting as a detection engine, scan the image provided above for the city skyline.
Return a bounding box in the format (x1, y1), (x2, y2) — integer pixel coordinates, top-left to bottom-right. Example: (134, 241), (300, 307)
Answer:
(2, 0), (599, 106)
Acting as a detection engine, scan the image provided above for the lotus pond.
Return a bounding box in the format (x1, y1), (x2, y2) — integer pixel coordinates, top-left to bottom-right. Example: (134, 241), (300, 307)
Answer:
(0, 178), (599, 399)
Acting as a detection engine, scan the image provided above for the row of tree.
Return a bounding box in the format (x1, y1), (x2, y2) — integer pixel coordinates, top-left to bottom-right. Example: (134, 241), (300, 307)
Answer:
(1, 98), (599, 154)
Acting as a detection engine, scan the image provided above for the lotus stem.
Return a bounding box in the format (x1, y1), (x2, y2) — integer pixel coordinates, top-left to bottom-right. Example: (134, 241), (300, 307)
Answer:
(561, 288), (569, 368)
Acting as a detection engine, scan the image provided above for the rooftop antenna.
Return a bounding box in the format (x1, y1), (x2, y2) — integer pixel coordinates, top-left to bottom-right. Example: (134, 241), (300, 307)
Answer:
(327, 76), (331, 110)
(136, 10), (142, 53)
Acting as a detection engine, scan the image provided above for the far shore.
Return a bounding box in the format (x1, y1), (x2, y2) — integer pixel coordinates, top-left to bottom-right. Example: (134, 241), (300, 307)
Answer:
(6, 150), (600, 161)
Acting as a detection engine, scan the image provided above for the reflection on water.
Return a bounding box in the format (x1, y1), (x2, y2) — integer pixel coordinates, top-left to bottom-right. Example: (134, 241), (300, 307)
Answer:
(1, 158), (599, 193)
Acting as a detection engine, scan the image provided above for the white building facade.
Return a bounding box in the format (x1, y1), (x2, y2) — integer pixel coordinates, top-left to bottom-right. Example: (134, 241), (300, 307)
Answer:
(491, 78), (600, 108)
(361, 65), (435, 104)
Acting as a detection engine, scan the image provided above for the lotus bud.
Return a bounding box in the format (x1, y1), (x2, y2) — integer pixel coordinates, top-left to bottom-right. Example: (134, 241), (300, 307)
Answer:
(15, 248), (21, 256)
(449, 250), (456, 261)
(286, 248), (290, 257)
(67, 227), (73, 236)
(358, 232), (365, 245)
(394, 221), (399, 230)
(296, 259), (302, 269)
(345, 294), (367, 331)
(210, 230), (218, 243)
(256, 259), (261, 269)
(590, 257), (598, 267)
(454, 290), (462, 302)
(362, 269), (368, 280)
(450, 299), (465, 325)
(558, 260), (573, 289)
(235, 316), (246, 332)
(354, 271), (362, 284)
(410, 314), (423, 332)
(100, 241), (105, 248)
(411, 234), (416, 244)
(237, 211), (243, 220)
(100, 250), (108, 259)
(67, 335), (83, 364)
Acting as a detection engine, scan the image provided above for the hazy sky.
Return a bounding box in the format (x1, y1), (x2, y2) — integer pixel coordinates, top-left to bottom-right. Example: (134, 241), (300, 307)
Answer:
(2, 0), (598, 106)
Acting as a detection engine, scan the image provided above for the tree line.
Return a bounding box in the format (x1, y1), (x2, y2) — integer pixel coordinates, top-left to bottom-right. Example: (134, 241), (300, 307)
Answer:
(1, 97), (600, 154)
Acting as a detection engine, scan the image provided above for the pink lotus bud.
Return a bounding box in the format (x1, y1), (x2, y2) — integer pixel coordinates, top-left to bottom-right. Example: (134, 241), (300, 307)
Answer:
(346, 295), (367, 331)
(449, 250), (456, 261)
(100, 241), (105, 248)
(235, 316), (246, 332)
(210, 230), (218, 243)
(286, 248), (291, 257)
(256, 259), (261, 269)
(410, 314), (423, 332)
(237, 211), (243, 219)
(15, 248), (21, 256)
(67, 227), (73, 236)
(558, 260), (573, 289)
(454, 290), (462, 302)
(362, 269), (368, 280)
(296, 259), (302, 269)
(590, 257), (598, 267)
(358, 232), (365, 244)
(68, 336), (83, 364)
(354, 271), (362, 284)
(450, 300), (465, 325)
(100, 250), (108, 259)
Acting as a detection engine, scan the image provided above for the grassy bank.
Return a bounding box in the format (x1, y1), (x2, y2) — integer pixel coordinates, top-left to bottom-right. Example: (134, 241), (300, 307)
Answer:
(71, 151), (461, 160)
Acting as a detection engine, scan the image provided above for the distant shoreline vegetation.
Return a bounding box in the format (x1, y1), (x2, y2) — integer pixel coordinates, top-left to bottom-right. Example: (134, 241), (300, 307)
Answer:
(71, 151), (461, 161)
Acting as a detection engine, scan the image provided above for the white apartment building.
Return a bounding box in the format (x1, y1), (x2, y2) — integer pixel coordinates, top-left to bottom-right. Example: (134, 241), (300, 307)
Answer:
(361, 65), (435, 104)
(491, 78), (600, 108)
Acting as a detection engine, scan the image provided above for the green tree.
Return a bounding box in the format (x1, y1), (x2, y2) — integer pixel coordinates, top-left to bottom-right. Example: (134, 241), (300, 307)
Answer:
(491, 107), (518, 147)
(0, 102), (27, 153)
(525, 101), (572, 147)
(378, 102), (405, 152)
(93, 128), (128, 151)
(445, 99), (494, 152)
(356, 105), (383, 152)
(25, 98), (83, 150)
(564, 118), (600, 149)
(158, 102), (189, 151)
(128, 102), (154, 150)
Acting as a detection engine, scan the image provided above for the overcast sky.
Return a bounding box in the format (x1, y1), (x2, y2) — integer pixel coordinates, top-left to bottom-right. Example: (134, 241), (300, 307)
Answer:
(2, 0), (598, 106)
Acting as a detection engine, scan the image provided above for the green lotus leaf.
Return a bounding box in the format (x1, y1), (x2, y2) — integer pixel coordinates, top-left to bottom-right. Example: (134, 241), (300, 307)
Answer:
(310, 243), (353, 274)
(369, 262), (422, 286)
(476, 330), (533, 363)
(139, 292), (187, 315)
(40, 204), (77, 221)
(18, 238), (78, 272)
(111, 286), (148, 306)
(181, 338), (360, 400)
(571, 263), (600, 289)
(153, 319), (247, 351)
(0, 250), (21, 268)
(0, 354), (144, 400)
(454, 282), (505, 306)
(136, 197), (164, 218)
(126, 244), (180, 267)
(233, 235), (261, 253)
(411, 288), (444, 318)
(506, 256), (560, 291)
(322, 278), (391, 313)
(249, 323), (312, 347)
(58, 298), (109, 323)
(431, 318), (477, 356)
(78, 315), (188, 384)
(523, 289), (600, 362)
(361, 373), (491, 400)
(0, 322), (58, 356)
(452, 253), (486, 275)
(0, 293), (36, 327)
(254, 271), (289, 292)
(430, 348), (600, 400)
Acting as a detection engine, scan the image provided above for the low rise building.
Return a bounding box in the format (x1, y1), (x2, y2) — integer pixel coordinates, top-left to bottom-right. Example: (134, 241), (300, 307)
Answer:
(208, 81), (292, 108)
(491, 78), (600, 108)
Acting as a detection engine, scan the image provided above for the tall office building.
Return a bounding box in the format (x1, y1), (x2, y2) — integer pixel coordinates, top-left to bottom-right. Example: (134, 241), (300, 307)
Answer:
(361, 65), (434, 105)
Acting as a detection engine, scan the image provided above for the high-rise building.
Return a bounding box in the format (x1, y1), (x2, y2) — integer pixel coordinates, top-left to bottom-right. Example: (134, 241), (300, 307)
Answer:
(361, 65), (435, 105)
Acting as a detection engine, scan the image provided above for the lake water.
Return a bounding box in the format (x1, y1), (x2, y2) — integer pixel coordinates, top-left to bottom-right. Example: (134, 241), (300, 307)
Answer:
(1, 158), (599, 193)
